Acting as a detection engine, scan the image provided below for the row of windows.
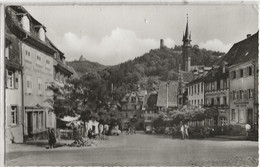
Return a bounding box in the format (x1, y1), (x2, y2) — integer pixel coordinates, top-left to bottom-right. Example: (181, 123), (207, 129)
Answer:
(188, 83), (203, 95)
(231, 89), (254, 100)
(26, 75), (44, 95)
(25, 49), (52, 68)
(231, 66), (253, 80)
(205, 78), (228, 92)
(205, 96), (227, 106)
(189, 99), (204, 106)
(230, 109), (252, 124)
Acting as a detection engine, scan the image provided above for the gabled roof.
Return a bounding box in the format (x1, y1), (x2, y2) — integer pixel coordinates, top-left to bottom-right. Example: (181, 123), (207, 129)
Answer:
(203, 67), (229, 83)
(218, 32), (258, 66)
(180, 71), (194, 83)
(156, 81), (178, 107)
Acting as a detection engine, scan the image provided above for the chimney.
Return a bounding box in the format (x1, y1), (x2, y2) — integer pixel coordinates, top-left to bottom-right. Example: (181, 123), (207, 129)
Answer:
(247, 34), (251, 38)
(160, 39), (164, 49)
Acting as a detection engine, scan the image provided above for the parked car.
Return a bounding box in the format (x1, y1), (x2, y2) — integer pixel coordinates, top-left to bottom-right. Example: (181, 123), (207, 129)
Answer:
(145, 125), (152, 134)
(110, 126), (121, 136)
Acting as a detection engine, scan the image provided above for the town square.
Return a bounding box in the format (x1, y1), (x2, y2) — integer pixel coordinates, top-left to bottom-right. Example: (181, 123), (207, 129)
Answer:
(2, 3), (259, 166)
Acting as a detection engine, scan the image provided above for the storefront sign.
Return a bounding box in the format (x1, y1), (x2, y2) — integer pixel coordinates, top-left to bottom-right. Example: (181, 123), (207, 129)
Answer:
(234, 101), (249, 107)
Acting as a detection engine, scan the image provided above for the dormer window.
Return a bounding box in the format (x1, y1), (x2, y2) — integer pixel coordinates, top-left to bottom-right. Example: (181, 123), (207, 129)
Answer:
(21, 15), (30, 32)
(38, 27), (45, 42)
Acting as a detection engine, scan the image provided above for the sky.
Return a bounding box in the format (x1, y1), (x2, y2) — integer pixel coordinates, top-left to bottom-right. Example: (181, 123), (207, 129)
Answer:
(24, 4), (258, 65)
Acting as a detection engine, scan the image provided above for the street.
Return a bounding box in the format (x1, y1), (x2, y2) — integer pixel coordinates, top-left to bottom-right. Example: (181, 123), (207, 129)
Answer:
(6, 132), (258, 166)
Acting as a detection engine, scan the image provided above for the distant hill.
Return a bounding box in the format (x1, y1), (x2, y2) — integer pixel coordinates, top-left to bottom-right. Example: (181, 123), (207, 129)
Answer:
(102, 45), (224, 90)
(68, 60), (106, 77)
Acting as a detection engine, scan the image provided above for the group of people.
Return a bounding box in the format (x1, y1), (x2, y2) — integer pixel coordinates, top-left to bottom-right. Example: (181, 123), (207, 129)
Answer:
(126, 124), (136, 135)
(87, 123), (109, 139)
(180, 122), (189, 139)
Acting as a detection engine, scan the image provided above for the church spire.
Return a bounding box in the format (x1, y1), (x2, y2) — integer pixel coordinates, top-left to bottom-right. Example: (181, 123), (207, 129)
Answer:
(184, 14), (189, 39)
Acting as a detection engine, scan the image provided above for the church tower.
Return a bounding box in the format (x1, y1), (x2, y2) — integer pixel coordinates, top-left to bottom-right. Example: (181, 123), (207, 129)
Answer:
(182, 14), (192, 72)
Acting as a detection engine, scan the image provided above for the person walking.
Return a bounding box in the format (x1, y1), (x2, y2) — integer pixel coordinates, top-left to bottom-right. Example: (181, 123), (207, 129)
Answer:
(245, 123), (251, 139)
(180, 122), (185, 139)
(184, 123), (189, 139)
(48, 128), (56, 149)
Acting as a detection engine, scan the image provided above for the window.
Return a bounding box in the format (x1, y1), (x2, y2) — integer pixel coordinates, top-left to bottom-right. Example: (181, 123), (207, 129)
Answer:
(21, 15), (30, 32)
(217, 97), (220, 105)
(212, 82), (215, 90)
(36, 54), (42, 65)
(220, 116), (227, 125)
(131, 97), (136, 102)
(192, 86), (193, 94)
(201, 99), (203, 105)
(11, 106), (18, 125)
(211, 98), (214, 105)
(5, 46), (10, 59)
(25, 50), (31, 61)
(35, 113), (39, 129)
(26, 75), (33, 94)
(37, 78), (43, 95)
(198, 84), (200, 93)
(232, 71), (236, 79)
(239, 90), (243, 100)
(194, 100), (196, 105)
(197, 100), (200, 106)
(192, 100), (193, 105)
(217, 80), (220, 90)
(201, 83), (203, 92)
(232, 91), (236, 100)
(223, 79), (227, 89)
(7, 70), (14, 89)
(39, 112), (43, 129)
(194, 85), (196, 94)
(39, 27), (45, 42)
(240, 69), (244, 78)
(231, 109), (236, 121)
(249, 89), (254, 98)
(248, 66), (252, 76)
(223, 96), (227, 105)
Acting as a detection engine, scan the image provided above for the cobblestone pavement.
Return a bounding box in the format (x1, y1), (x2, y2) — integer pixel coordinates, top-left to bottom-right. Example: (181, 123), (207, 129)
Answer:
(6, 132), (258, 166)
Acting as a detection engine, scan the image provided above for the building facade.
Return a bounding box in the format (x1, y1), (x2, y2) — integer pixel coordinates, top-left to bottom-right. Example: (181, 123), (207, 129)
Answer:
(5, 6), (74, 140)
(5, 32), (23, 143)
(204, 64), (230, 126)
(121, 90), (147, 129)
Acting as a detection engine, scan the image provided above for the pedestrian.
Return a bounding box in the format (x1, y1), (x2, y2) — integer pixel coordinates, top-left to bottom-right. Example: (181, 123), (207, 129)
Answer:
(49, 128), (56, 149)
(180, 122), (185, 139)
(184, 123), (189, 139)
(99, 124), (104, 136)
(245, 123), (251, 139)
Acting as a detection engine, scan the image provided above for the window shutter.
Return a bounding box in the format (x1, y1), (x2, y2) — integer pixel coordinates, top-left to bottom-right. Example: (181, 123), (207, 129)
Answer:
(14, 72), (19, 89)
(5, 70), (8, 88)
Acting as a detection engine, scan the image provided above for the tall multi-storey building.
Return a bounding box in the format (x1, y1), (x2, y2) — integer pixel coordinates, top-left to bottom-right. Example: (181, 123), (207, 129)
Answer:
(5, 6), (73, 140)
(204, 63), (230, 126)
(228, 33), (258, 130)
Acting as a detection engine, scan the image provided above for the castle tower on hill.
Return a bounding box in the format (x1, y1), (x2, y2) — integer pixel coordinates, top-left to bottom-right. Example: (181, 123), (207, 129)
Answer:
(182, 14), (192, 72)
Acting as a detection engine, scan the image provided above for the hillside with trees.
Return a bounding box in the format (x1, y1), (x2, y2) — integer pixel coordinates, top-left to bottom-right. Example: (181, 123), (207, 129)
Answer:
(67, 45), (224, 101)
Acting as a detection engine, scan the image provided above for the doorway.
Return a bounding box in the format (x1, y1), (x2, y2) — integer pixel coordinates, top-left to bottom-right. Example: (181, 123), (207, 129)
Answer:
(27, 112), (33, 138)
(247, 109), (253, 127)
